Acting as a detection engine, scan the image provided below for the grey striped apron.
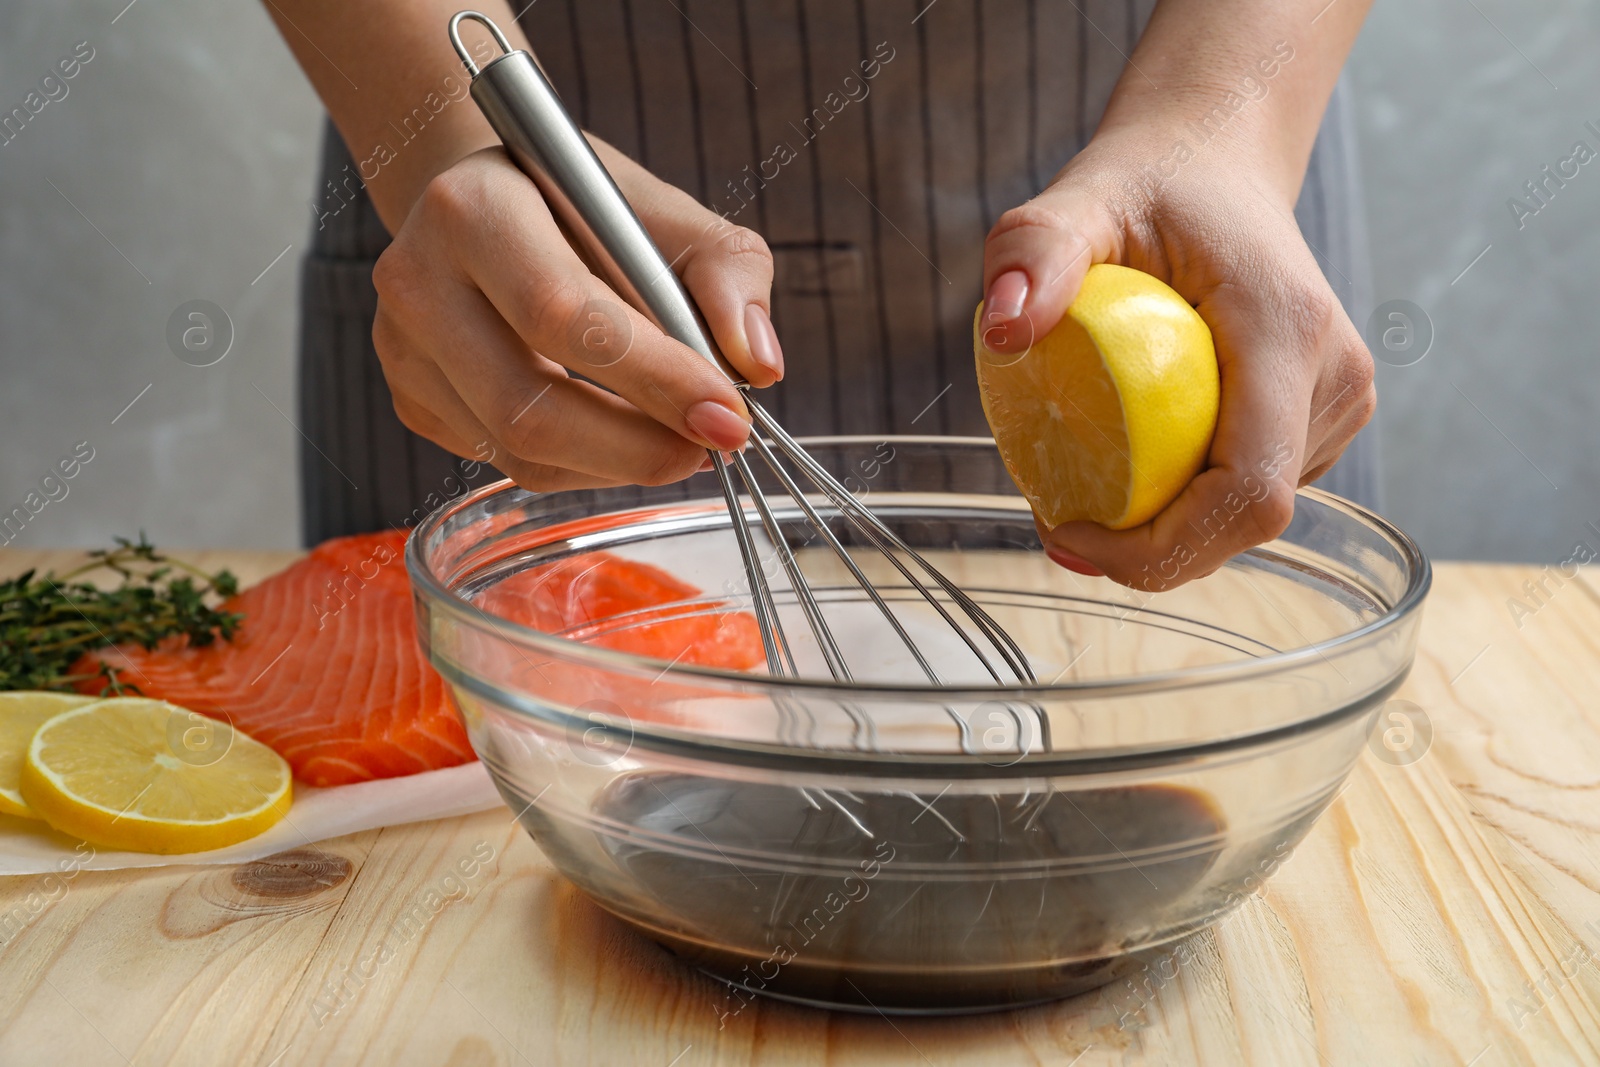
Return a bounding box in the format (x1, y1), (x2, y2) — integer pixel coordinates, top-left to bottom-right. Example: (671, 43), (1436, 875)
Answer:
(297, 0), (1379, 544)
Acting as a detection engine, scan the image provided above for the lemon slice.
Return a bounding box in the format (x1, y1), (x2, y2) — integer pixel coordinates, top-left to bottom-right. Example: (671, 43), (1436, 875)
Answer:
(0, 691), (100, 819)
(976, 263), (1219, 530)
(20, 697), (292, 854)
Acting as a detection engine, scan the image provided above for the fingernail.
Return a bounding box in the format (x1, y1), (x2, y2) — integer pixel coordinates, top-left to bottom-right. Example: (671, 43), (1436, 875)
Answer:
(984, 270), (1029, 324)
(685, 399), (751, 451)
(1046, 544), (1104, 577)
(744, 304), (784, 378)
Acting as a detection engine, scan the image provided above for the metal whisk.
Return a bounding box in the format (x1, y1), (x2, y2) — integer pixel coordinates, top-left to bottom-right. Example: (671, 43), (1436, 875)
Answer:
(450, 12), (1037, 696)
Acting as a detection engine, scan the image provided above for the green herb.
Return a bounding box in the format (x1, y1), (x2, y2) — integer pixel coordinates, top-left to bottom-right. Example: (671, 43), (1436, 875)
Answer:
(0, 535), (242, 694)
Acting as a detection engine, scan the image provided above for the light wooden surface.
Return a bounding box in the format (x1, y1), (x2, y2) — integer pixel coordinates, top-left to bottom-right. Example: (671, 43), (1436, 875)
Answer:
(2, 550), (1599, 1066)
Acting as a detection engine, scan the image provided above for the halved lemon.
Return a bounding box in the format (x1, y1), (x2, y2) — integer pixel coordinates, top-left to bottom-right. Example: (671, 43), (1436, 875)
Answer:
(0, 691), (99, 819)
(20, 697), (292, 854)
(975, 263), (1219, 530)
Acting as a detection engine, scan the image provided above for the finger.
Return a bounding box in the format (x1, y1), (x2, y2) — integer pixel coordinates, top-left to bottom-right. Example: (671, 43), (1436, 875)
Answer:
(413, 152), (753, 454)
(1300, 458), (1337, 487)
(378, 330), (631, 494)
(372, 304), (488, 454)
(394, 390), (625, 493)
(1302, 336), (1377, 482)
(979, 182), (1119, 354)
(1040, 277), (1326, 590)
(1300, 395), (1370, 486)
(598, 141), (783, 388)
(375, 283), (710, 486)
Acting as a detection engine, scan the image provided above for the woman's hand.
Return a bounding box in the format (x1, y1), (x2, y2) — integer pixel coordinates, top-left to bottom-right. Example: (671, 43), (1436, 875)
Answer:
(371, 141), (784, 491)
(979, 124), (1375, 591)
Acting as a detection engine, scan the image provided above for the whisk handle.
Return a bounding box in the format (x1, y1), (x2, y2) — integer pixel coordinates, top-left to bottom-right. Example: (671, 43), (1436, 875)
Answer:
(448, 11), (735, 380)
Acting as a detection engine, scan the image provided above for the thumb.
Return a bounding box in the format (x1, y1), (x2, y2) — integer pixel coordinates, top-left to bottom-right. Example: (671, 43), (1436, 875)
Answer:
(980, 185), (1118, 355)
(597, 138), (783, 390)
(671, 218), (784, 390)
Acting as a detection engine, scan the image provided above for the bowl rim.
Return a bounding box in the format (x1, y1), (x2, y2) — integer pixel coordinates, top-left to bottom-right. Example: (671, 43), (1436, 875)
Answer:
(407, 435), (1431, 699)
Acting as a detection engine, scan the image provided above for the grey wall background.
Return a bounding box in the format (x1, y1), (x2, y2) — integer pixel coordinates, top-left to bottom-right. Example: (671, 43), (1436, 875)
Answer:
(0, 1), (318, 551)
(1, 0), (1596, 562)
(1352, 0), (1600, 564)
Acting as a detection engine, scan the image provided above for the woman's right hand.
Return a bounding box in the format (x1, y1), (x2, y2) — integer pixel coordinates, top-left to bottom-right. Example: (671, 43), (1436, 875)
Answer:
(371, 142), (784, 491)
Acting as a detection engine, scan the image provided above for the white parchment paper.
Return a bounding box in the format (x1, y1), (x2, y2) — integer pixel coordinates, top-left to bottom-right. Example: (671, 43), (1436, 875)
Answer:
(0, 760), (503, 875)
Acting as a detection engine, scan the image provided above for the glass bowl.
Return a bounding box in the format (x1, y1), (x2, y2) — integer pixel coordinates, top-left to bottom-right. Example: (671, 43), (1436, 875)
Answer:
(407, 436), (1430, 1014)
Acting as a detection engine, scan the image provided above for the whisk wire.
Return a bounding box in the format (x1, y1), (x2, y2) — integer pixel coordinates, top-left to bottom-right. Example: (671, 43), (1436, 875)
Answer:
(708, 452), (792, 677)
(727, 449), (851, 682)
(721, 449), (880, 750)
(742, 430), (947, 685)
(749, 402), (1038, 685)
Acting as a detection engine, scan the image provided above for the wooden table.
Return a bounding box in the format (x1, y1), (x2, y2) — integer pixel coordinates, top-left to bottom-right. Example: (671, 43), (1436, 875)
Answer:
(2, 550), (1599, 1066)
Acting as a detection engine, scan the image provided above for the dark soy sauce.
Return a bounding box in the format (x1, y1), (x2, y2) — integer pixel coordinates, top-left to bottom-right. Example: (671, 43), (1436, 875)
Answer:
(591, 774), (1226, 1011)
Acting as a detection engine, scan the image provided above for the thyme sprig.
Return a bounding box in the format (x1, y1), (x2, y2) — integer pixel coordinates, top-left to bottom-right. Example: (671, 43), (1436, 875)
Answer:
(0, 535), (242, 694)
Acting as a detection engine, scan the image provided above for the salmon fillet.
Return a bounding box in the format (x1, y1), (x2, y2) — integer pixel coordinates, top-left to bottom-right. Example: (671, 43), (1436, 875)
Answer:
(77, 531), (465, 786)
(469, 554), (768, 734)
(77, 529), (763, 786)
(474, 555), (766, 668)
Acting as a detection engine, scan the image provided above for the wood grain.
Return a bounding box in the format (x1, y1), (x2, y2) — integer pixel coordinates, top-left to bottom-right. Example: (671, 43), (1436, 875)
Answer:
(2, 552), (1598, 1066)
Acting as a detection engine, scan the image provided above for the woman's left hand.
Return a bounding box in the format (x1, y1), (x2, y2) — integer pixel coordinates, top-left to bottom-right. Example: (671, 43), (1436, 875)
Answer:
(978, 123), (1375, 591)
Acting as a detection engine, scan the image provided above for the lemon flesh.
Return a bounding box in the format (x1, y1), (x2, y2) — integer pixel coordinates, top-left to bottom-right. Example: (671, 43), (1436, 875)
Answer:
(976, 263), (1219, 530)
(0, 691), (99, 819)
(20, 697), (292, 854)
